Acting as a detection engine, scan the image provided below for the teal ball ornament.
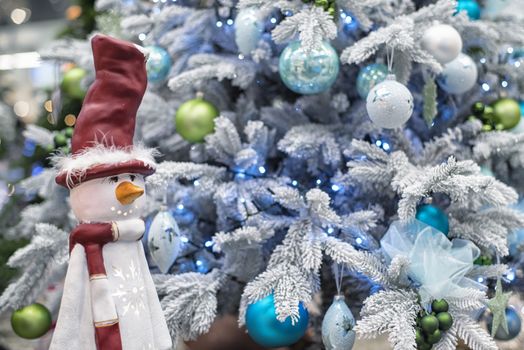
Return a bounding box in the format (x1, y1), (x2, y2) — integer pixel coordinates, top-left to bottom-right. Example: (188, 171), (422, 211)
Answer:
(145, 45), (172, 83)
(456, 0), (481, 20)
(416, 204), (449, 236)
(279, 41), (339, 95)
(245, 294), (309, 348)
(487, 307), (522, 341)
(356, 63), (388, 99)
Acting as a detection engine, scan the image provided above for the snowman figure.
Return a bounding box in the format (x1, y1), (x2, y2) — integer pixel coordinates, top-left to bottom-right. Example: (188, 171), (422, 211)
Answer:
(50, 35), (172, 350)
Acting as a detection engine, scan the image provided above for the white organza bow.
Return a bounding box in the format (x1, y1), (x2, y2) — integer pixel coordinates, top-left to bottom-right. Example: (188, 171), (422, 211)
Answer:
(381, 220), (485, 304)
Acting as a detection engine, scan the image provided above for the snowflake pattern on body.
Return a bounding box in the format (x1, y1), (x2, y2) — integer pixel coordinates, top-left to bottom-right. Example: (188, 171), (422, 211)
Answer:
(112, 260), (147, 317)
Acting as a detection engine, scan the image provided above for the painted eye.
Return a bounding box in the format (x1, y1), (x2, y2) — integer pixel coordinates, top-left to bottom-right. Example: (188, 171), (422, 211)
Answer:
(130, 175), (136, 182)
(109, 176), (119, 183)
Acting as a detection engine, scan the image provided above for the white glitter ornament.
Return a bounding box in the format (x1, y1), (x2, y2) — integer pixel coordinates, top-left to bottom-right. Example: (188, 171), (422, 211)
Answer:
(235, 8), (264, 56)
(438, 53), (478, 94)
(366, 75), (414, 129)
(421, 24), (462, 64)
(322, 295), (356, 350)
(147, 208), (183, 273)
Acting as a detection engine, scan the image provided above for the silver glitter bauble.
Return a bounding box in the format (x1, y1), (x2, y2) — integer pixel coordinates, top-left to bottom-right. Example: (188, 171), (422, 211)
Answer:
(365, 75), (414, 129)
(438, 53), (478, 94)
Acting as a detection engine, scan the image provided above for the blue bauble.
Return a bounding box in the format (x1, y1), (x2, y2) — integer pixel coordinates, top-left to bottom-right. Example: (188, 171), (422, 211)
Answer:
(356, 63), (388, 99)
(487, 307), (522, 341)
(279, 41), (339, 95)
(322, 295), (356, 350)
(245, 294), (309, 348)
(415, 204), (449, 236)
(145, 45), (172, 83)
(456, 0), (481, 20)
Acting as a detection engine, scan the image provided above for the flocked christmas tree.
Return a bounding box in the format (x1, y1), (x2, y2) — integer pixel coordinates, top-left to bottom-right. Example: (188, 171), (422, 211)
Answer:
(2, 0), (524, 349)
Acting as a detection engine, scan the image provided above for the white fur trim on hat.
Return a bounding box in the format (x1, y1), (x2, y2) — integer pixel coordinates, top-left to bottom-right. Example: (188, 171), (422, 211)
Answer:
(52, 143), (158, 184)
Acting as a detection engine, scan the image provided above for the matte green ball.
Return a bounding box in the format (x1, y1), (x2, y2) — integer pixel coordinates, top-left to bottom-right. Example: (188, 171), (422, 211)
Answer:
(431, 299), (449, 313)
(471, 102), (485, 116)
(418, 342), (431, 350)
(415, 328), (425, 345)
(64, 127), (74, 138)
(61, 67), (87, 100)
(11, 303), (52, 339)
(54, 133), (68, 147)
(491, 98), (521, 130)
(427, 329), (442, 345)
(421, 315), (439, 335)
(175, 98), (218, 143)
(437, 312), (453, 331)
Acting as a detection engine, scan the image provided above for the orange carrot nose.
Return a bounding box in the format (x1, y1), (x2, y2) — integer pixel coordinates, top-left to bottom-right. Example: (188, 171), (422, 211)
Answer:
(115, 181), (144, 205)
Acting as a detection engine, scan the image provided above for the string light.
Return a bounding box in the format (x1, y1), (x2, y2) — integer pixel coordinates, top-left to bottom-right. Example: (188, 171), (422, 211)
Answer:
(481, 83), (490, 92)
(216, 21), (223, 28)
(10, 8), (30, 25)
(355, 237), (363, 245)
(258, 166), (266, 174)
(291, 180), (298, 187)
(204, 241), (213, 248)
(331, 184), (340, 192)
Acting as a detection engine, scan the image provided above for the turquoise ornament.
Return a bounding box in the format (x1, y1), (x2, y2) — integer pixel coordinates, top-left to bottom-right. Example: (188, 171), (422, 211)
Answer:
(487, 307), (522, 341)
(322, 295), (356, 350)
(279, 41), (339, 94)
(356, 63), (388, 99)
(512, 101), (524, 134)
(416, 204), (449, 236)
(245, 294), (309, 347)
(145, 45), (172, 83)
(455, 0), (481, 20)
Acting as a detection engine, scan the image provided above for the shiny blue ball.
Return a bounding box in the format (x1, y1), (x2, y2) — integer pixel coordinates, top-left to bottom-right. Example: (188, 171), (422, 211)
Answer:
(145, 45), (172, 83)
(455, 0), (481, 20)
(487, 307), (522, 341)
(279, 41), (339, 95)
(416, 204), (449, 236)
(356, 63), (388, 99)
(245, 294), (309, 348)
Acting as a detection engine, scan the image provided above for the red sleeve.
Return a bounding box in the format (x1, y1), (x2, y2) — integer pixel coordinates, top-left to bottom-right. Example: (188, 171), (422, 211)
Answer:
(69, 223), (114, 253)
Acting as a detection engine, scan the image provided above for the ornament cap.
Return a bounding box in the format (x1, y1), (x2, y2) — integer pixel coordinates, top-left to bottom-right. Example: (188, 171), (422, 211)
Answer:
(385, 74), (397, 81)
(334, 294), (345, 301)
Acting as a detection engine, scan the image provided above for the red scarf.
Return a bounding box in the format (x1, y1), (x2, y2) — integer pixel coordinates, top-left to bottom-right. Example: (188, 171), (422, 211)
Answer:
(70, 223), (123, 350)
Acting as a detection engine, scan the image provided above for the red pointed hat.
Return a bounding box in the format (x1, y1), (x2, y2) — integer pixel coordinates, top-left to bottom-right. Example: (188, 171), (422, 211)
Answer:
(55, 35), (156, 188)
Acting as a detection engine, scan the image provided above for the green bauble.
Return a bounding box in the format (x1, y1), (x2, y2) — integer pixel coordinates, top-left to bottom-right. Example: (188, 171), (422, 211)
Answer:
(418, 342), (431, 350)
(471, 102), (485, 116)
(491, 98), (521, 130)
(421, 315), (439, 334)
(415, 328), (425, 345)
(427, 329), (442, 344)
(431, 299), (449, 313)
(437, 312), (453, 331)
(54, 133), (68, 147)
(64, 127), (74, 138)
(61, 67), (87, 100)
(175, 98), (219, 143)
(11, 303), (52, 339)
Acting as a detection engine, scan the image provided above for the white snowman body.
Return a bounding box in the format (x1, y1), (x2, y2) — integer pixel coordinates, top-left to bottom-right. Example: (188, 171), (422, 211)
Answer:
(50, 172), (173, 350)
